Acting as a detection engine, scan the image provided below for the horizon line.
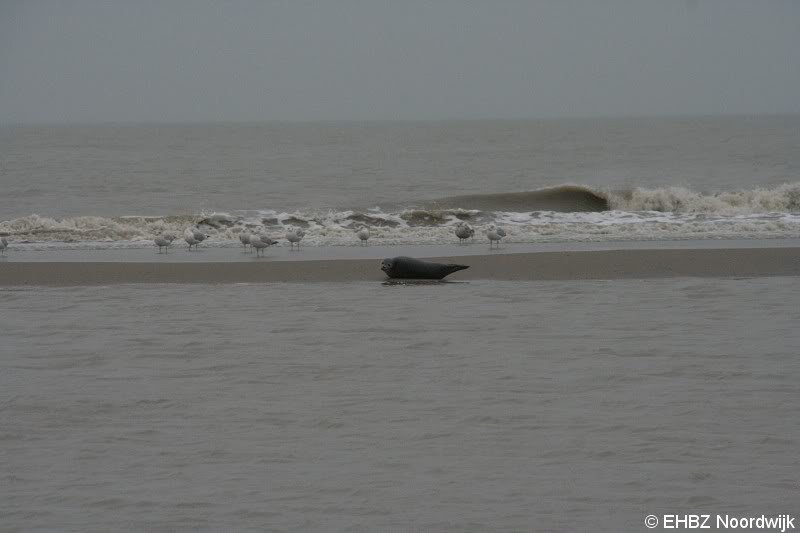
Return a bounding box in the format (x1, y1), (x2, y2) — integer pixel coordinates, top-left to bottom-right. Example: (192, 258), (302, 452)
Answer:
(2, 111), (799, 127)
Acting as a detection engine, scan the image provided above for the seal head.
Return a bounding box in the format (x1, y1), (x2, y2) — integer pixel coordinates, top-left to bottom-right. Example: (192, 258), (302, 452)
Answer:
(381, 256), (469, 280)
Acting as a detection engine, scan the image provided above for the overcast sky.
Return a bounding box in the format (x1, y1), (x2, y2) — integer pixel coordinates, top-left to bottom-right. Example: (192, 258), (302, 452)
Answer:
(1, 1), (798, 123)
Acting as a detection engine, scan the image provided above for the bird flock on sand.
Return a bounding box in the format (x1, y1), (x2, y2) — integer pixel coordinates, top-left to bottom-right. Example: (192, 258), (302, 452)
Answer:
(149, 222), (506, 254)
(0, 223), (508, 255)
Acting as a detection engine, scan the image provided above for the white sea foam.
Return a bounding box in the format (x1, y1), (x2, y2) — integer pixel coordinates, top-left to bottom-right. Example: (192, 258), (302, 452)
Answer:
(2, 184), (798, 250)
(608, 182), (800, 214)
(3, 212), (799, 250)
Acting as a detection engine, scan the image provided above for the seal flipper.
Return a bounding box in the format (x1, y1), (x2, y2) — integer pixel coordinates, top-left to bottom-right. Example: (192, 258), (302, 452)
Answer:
(442, 264), (469, 278)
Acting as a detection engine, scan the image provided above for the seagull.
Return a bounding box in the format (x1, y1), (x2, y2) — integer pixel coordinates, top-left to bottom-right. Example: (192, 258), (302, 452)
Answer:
(454, 222), (475, 243)
(184, 232), (199, 250)
(285, 227), (305, 249)
(485, 225), (506, 248)
(250, 236), (267, 256)
(250, 234), (278, 256)
(154, 234), (175, 253)
(356, 226), (370, 245)
(191, 228), (208, 244)
(184, 227), (207, 250)
(0, 237), (7, 255)
(239, 231), (252, 251)
(259, 233), (278, 247)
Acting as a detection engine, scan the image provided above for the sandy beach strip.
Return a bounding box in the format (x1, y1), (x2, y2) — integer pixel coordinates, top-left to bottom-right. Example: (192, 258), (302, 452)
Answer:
(1, 247), (799, 285)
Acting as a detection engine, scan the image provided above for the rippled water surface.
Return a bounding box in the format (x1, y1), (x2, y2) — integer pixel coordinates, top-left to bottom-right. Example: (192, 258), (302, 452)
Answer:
(1, 278), (798, 531)
(3, 116), (798, 218)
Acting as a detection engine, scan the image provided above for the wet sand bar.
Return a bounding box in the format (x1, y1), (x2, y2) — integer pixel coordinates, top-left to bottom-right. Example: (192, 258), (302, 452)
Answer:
(2, 247), (799, 285)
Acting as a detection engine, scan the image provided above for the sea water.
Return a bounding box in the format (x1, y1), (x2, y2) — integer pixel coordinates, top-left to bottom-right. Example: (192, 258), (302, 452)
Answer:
(1, 279), (798, 531)
(1, 116), (799, 531)
(1, 116), (799, 249)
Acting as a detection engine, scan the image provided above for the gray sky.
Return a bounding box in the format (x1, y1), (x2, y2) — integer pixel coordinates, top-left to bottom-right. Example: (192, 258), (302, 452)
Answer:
(1, 0), (798, 123)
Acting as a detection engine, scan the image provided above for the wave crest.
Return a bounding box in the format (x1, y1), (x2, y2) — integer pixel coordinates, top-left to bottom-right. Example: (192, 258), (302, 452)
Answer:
(430, 185), (610, 212)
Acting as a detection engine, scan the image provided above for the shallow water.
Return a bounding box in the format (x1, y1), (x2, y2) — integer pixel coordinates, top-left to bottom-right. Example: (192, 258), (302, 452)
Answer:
(2, 278), (797, 531)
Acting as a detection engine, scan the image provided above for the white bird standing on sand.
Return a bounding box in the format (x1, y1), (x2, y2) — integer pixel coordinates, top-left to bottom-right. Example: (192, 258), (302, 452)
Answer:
(259, 233), (278, 247)
(249, 236), (267, 256)
(192, 228), (208, 244)
(454, 222), (475, 243)
(485, 225), (506, 248)
(250, 234), (278, 256)
(0, 237), (8, 255)
(184, 227), (207, 250)
(239, 231), (251, 251)
(285, 227), (305, 249)
(154, 234), (175, 253)
(356, 226), (370, 245)
(184, 232), (200, 250)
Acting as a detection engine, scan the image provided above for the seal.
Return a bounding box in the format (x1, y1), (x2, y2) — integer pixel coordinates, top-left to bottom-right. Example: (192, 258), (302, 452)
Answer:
(380, 256), (469, 280)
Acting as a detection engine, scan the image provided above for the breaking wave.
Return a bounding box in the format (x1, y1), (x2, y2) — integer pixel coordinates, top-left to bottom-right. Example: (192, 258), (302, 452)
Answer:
(1, 183), (798, 249)
(428, 185), (610, 212)
(610, 182), (800, 213)
(428, 182), (800, 214)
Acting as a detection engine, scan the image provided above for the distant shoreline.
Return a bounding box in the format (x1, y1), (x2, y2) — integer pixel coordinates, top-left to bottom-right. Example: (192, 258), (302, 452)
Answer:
(2, 247), (798, 285)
